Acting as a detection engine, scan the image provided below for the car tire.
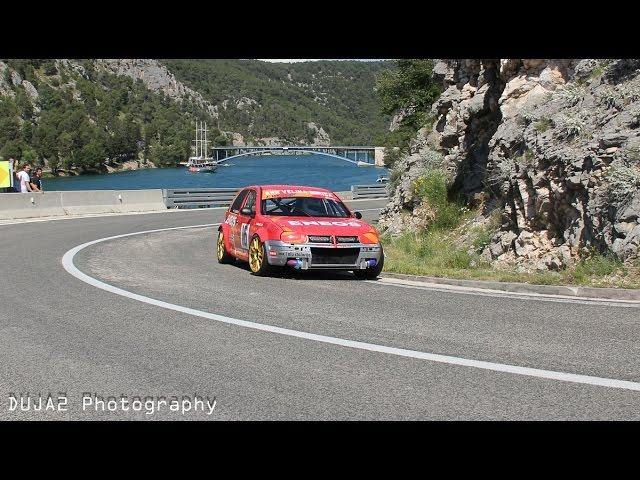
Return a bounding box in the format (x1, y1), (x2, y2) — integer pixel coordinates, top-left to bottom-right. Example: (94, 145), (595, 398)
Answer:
(216, 230), (235, 264)
(248, 235), (273, 276)
(353, 246), (384, 280)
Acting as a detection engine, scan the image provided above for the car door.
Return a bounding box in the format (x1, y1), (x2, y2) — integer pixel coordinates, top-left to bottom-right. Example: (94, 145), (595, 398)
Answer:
(235, 188), (257, 254)
(227, 189), (249, 253)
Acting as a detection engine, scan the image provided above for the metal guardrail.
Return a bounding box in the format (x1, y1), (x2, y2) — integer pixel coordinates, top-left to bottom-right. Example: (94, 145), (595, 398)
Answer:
(162, 185), (389, 209)
(162, 188), (239, 208)
(351, 184), (389, 199)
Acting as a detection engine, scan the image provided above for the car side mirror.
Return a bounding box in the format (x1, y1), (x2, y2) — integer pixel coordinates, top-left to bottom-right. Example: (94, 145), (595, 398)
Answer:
(241, 207), (254, 216)
(354, 211), (362, 219)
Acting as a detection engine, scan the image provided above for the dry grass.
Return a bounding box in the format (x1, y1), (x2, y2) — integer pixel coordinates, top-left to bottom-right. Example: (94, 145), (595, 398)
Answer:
(379, 215), (640, 290)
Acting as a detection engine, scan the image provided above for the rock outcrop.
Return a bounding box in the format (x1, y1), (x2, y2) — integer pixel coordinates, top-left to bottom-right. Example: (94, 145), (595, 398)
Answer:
(306, 122), (331, 146)
(95, 59), (221, 120)
(379, 59), (640, 269)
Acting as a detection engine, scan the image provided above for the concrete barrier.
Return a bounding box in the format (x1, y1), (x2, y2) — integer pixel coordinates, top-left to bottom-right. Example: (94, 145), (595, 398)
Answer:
(0, 189), (165, 219)
(60, 189), (165, 215)
(0, 192), (66, 219)
(116, 189), (167, 213)
(0, 186), (371, 220)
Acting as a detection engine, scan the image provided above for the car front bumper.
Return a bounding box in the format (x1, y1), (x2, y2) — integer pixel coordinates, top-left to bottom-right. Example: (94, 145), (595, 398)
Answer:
(263, 240), (383, 270)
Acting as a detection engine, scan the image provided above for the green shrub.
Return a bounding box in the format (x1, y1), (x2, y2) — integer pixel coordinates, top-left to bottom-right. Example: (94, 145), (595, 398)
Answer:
(573, 252), (623, 282)
(533, 117), (552, 133)
(628, 106), (640, 128)
(555, 112), (586, 139)
(413, 170), (448, 204)
(588, 65), (605, 81)
(604, 162), (640, 204)
(555, 84), (586, 107)
(598, 86), (620, 109)
(471, 225), (494, 252)
(485, 158), (515, 188)
(390, 230), (475, 270)
(518, 107), (539, 125)
(413, 170), (468, 230)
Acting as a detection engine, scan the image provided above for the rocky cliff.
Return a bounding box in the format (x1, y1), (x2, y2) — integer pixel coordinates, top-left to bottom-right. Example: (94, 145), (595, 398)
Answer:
(95, 59), (221, 120)
(379, 59), (640, 270)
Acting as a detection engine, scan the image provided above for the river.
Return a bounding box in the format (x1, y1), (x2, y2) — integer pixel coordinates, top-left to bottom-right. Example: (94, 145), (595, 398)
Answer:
(43, 155), (388, 192)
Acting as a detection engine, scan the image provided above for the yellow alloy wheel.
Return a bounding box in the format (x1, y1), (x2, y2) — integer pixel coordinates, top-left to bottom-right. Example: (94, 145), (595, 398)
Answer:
(217, 232), (226, 260)
(217, 231), (234, 264)
(249, 236), (264, 273)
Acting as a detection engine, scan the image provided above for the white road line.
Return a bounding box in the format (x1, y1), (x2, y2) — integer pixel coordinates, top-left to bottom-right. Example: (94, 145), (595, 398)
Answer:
(61, 224), (640, 393)
(368, 278), (640, 309)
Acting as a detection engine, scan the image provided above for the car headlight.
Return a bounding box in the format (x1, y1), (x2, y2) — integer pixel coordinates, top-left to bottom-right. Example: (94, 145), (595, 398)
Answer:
(360, 227), (380, 244)
(280, 231), (308, 244)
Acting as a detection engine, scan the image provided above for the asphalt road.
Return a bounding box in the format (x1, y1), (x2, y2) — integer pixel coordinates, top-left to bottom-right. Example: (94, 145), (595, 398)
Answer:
(2, 197), (640, 420)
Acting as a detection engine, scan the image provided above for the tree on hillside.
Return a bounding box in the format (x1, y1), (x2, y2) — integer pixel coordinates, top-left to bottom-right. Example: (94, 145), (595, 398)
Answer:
(374, 59), (442, 169)
(0, 139), (25, 160)
(376, 59), (441, 122)
(78, 139), (107, 171)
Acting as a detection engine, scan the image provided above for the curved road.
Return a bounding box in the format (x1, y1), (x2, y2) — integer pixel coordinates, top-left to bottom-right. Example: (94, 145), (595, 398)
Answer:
(2, 199), (640, 420)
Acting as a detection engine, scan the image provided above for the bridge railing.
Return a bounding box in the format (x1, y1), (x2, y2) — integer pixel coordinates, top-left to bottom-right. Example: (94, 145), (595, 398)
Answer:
(350, 184), (389, 200)
(162, 188), (240, 209)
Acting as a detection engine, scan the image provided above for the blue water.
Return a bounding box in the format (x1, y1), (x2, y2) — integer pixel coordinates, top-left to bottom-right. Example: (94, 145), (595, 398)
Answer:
(43, 155), (387, 192)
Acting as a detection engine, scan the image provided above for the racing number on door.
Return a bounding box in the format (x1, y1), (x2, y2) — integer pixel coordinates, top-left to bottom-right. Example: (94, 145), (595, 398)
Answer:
(241, 223), (250, 249)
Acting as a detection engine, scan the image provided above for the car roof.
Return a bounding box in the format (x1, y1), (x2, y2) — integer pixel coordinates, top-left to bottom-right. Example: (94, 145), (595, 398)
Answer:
(244, 184), (334, 193)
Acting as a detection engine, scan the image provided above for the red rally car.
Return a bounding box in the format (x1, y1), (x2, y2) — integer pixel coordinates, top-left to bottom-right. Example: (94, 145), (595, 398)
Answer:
(217, 185), (384, 278)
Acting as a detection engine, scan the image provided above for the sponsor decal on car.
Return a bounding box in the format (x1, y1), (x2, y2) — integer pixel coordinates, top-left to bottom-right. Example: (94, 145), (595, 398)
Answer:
(225, 214), (237, 227)
(261, 189), (335, 200)
(287, 220), (362, 227)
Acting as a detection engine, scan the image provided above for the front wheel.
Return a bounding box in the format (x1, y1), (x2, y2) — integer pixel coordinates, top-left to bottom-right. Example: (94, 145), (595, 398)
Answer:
(353, 246), (384, 280)
(248, 235), (273, 276)
(217, 230), (234, 264)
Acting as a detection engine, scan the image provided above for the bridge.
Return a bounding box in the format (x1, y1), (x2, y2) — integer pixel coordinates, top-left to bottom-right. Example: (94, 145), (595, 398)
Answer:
(211, 146), (386, 167)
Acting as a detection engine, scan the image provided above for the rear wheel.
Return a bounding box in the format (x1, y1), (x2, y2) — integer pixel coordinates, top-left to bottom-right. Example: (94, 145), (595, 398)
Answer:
(217, 230), (234, 264)
(248, 235), (273, 276)
(353, 246), (384, 280)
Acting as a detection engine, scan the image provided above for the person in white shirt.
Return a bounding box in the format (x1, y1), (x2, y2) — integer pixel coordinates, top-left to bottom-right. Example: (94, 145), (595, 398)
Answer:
(16, 164), (33, 193)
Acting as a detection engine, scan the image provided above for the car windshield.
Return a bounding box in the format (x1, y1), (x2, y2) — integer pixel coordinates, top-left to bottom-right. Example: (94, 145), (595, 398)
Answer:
(261, 197), (351, 218)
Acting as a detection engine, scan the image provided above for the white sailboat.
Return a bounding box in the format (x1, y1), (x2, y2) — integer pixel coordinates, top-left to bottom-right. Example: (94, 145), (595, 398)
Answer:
(186, 121), (217, 173)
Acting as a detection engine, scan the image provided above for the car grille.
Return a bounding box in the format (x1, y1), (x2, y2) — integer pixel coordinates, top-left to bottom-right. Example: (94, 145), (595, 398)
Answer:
(310, 247), (360, 265)
(308, 235), (332, 243)
(336, 236), (359, 243)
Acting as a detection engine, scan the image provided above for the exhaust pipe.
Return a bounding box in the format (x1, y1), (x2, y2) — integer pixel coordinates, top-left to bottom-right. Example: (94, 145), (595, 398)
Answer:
(366, 259), (377, 268)
(286, 259), (303, 270)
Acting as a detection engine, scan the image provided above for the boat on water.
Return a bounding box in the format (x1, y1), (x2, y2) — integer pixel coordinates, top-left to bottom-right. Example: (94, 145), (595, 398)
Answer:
(186, 121), (218, 173)
(188, 159), (217, 173)
(376, 175), (389, 183)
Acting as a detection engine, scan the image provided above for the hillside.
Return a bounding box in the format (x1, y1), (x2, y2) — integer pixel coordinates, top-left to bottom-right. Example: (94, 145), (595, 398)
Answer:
(0, 59), (390, 175)
(0, 59), (222, 174)
(162, 59), (391, 145)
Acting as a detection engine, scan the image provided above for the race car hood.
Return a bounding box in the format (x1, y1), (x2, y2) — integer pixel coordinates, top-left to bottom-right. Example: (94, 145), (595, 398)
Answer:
(269, 216), (374, 235)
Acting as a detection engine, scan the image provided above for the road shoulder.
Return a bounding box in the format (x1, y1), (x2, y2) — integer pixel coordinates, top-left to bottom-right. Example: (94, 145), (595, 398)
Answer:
(380, 272), (640, 302)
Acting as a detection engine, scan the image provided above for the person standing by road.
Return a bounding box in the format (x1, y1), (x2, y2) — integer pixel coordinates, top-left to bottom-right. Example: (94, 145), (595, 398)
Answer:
(16, 164), (33, 193)
(29, 167), (43, 192)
